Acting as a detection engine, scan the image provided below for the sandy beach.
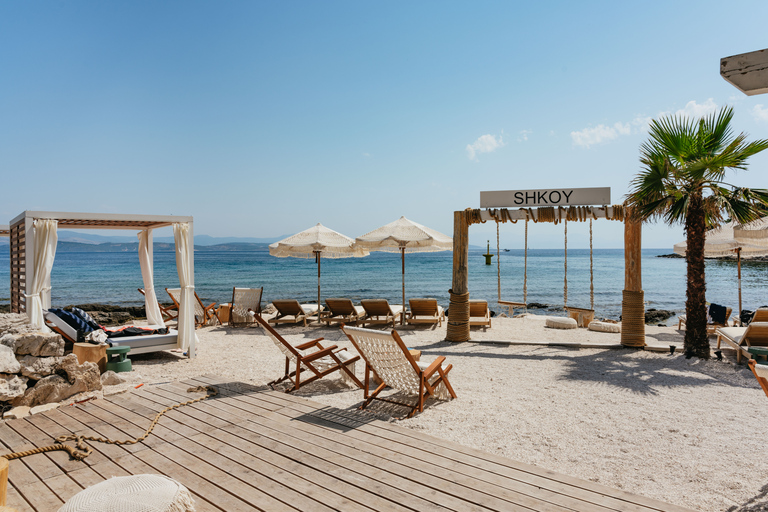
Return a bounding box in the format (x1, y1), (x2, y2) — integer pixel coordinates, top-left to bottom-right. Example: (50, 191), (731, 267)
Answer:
(113, 314), (767, 512)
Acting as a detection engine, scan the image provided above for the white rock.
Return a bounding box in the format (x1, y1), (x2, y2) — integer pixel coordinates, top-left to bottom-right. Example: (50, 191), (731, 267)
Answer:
(0, 345), (20, 374)
(14, 332), (65, 357)
(101, 370), (126, 386)
(0, 374), (29, 401)
(30, 402), (60, 415)
(0, 334), (17, 352)
(17, 355), (61, 380)
(3, 406), (30, 419)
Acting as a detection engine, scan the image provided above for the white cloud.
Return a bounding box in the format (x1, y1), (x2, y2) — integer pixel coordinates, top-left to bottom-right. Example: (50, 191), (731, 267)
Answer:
(362, 152), (371, 157)
(570, 122), (630, 148)
(466, 133), (505, 160)
(674, 98), (718, 118)
(753, 104), (768, 122)
(518, 130), (532, 142)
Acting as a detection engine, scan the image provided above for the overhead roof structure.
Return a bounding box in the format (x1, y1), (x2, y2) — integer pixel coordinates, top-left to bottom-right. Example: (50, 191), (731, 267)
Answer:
(721, 48), (768, 96)
(9, 211), (192, 230)
(0, 225), (8, 237)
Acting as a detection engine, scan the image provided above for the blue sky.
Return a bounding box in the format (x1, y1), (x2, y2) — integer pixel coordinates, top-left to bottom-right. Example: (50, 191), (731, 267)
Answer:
(2, 1), (767, 249)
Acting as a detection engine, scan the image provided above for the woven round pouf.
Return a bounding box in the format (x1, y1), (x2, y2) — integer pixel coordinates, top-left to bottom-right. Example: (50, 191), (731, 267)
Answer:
(588, 321), (621, 333)
(545, 317), (578, 330)
(58, 474), (195, 512)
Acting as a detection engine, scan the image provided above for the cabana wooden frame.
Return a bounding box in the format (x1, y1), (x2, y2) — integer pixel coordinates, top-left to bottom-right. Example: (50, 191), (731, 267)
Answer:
(447, 204), (645, 347)
(7, 211), (197, 358)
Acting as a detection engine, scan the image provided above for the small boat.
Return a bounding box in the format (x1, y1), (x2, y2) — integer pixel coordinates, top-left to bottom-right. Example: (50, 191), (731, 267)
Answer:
(503, 249), (510, 252)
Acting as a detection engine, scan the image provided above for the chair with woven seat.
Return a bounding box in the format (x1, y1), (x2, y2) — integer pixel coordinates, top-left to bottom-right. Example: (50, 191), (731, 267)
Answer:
(166, 288), (220, 328)
(405, 298), (445, 327)
(138, 288), (178, 324)
(341, 325), (457, 418)
(469, 299), (491, 329)
(748, 359), (768, 398)
(322, 298), (365, 326)
(359, 299), (404, 328)
(270, 299), (323, 327)
(250, 313), (363, 392)
(229, 287), (263, 327)
(716, 322), (768, 363)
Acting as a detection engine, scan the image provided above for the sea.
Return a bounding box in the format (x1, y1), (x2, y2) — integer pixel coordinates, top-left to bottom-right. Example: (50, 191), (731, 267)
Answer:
(0, 248), (766, 323)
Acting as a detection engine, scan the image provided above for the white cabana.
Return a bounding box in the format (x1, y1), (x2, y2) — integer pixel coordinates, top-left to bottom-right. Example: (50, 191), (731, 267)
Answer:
(8, 211), (197, 358)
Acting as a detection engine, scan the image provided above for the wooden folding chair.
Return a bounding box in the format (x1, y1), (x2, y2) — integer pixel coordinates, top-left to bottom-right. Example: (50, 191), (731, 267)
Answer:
(322, 298), (365, 326)
(716, 322), (768, 363)
(138, 288), (178, 324)
(252, 314), (363, 392)
(405, 298), (445, 327)
(342, 325), (457, 418)
(359, 299), (404, 327)
(748, 359), (768, 398)
(469, 299), (491, 329)
(270, 299), (322, 327)
(166, 288), (220, 328)
(230, 287), (263, 327)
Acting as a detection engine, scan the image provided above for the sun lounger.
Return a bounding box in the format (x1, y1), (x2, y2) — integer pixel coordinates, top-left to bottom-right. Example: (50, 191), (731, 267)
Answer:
(166, 288), (220, 328)
(251, 313), (363, 392)
(322, 298), (365, 326)
(359, 299), (404, 327)
(138, 288), (178, 324)
(715, 322), (768, 363)
(270, 299), (323, 327)
(405, 298), (445, 327)
(678, 304), (733, 333)
(342, 325), (456, 418)
(469, 299), (491, 329)
(748, 359), (768, 398)
(229, 287), (263, 327)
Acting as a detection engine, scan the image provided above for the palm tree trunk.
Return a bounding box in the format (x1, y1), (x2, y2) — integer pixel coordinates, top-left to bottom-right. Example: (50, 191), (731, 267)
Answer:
(684, 190), (709, 358)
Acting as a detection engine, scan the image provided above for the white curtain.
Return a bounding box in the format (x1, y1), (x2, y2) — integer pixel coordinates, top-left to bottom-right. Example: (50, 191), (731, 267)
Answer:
(27, 219), (58, 330)
(138, 229), (164, 326)
(173, 222), (196, 356)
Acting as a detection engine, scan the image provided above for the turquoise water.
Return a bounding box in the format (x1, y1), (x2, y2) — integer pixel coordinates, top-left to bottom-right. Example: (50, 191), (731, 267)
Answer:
(0, 248), (766, 320)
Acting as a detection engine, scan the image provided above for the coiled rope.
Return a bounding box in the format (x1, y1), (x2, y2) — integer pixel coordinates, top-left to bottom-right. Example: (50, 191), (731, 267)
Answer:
(2, 385), (218, 461)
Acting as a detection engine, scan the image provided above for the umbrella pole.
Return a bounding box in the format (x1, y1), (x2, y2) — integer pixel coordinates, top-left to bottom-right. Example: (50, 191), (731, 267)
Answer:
(401, 246), (406, 325)
(316, 251), (322, 323)
(737, 247), (742, 325)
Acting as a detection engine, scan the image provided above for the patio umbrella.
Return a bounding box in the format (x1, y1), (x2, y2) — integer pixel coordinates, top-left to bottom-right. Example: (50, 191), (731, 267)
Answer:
(269, 224), (368, 315)
(673, 217), (768, 321)
(354, 216), (452, 321)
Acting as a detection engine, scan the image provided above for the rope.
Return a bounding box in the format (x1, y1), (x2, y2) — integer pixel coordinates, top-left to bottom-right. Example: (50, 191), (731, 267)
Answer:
(590, 218), (594, 311)
(563, 219), (568, 308)
(524, 218), (528, 304)
(1, 385), (218, 461)
(446, 289), (470, 342)
(621, 290), (646, 347)
(496, 221), (501, 302)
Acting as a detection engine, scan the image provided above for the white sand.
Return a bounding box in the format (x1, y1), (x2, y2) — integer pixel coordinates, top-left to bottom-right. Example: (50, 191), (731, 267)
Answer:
(125, 315), (767, 512)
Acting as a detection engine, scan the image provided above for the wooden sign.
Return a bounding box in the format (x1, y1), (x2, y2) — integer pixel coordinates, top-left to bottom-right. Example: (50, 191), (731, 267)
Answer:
(480, 187), (611, 208)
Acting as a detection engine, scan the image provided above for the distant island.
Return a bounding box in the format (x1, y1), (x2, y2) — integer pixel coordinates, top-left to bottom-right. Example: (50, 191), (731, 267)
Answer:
(52, 241), (272, 253)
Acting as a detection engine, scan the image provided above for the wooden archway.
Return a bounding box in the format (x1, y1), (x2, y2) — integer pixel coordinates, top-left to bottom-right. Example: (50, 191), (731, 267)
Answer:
(447, 205), (645, 348)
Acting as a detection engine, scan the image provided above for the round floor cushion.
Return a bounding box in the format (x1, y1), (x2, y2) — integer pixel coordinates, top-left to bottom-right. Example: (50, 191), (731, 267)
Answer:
(588, 321), (621, 333)
(545, 317), (578, 329)
(58, 474), (196, 512)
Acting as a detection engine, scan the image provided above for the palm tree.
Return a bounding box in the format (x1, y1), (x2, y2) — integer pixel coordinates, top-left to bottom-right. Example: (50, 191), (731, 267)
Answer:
(627, 106), (768, 358)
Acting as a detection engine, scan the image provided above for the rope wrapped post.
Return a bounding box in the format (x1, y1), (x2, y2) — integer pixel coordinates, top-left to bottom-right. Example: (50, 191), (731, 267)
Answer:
(447, 210), (471, 342)
(621, 208), (645, 347)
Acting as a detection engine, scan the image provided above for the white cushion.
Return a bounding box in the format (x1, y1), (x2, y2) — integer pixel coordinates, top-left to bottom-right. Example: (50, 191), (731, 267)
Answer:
(588, 321), (621, 333)
(545, 317), (578, 329)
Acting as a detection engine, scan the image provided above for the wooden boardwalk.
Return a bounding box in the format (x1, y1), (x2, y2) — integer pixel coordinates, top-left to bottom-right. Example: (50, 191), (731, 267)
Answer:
(0, 375), (694, 512)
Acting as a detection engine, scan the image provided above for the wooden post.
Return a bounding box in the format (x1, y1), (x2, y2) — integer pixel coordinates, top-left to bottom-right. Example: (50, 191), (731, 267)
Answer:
(447, 211), (470, 342)
(621, 210), (645, 347)
(0, 457), (7, 506)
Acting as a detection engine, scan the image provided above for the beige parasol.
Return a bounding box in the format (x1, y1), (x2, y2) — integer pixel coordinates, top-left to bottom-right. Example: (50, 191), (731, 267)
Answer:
(673, 217), (768, 320)
(354, 216), (452, 321)
(270, 224), (368, 314)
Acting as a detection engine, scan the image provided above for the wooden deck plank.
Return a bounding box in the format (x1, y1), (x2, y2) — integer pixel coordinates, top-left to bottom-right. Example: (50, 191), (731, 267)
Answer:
(6, 486), (35, 512)
(196, 375), (694, 512)
(163, 380), (560, 512)
(1, 375), (695, 512)
(182, 378), (590, 512)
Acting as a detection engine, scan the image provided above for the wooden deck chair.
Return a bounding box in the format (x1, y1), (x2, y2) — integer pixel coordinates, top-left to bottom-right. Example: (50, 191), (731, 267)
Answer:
(341, 325), (457, 418)
(230, 287), (263, 327)
(251, 313), (363, 392)
(678, 304), (733, 333)
(138, 288), (178, 324)
(748, 359), (768, 398)
(359, 299), (404, 328)
(716, 322), (768, 363)
(469, 299), (491, 329)
(405, 298), (445, 327)
(166, 288), (221, 328)
(270, 299), (323, 327)
(322, 298), (365, 326)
